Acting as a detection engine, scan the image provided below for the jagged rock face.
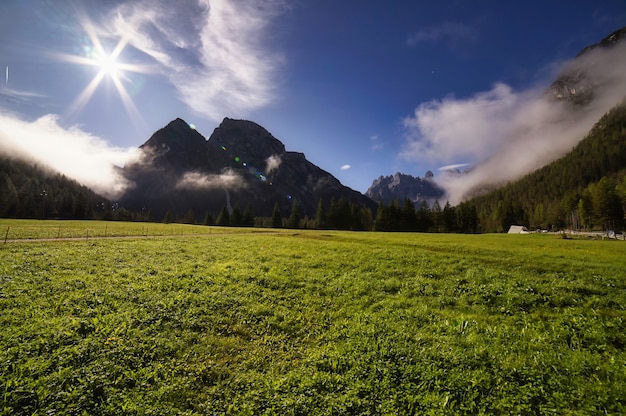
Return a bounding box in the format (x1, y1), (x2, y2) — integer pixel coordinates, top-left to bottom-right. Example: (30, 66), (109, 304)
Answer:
(206, 118), (286, 171)
(138, 118), (209, 172)
(550, 26), (626, 106)
(120, 118), (376, 220)
(365, 172), (444, 205)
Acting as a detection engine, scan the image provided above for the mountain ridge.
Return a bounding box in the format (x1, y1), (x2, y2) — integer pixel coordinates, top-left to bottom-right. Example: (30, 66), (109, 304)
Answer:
(119, 118), (376, 221)
(365, 171), (444, 205)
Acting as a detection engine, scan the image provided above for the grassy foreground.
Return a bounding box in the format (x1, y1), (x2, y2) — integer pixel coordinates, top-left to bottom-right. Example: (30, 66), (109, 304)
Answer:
(1, 222), (625, 415)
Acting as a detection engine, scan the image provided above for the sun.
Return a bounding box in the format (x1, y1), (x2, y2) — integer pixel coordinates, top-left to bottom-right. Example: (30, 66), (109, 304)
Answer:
(96, 52), (120, 78)
(59, 14), (153, 122)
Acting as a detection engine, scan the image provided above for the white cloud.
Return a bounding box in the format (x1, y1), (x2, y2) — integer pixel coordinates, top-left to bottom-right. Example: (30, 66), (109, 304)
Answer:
(0, 112), (138, 198)
(401, 83), (521, 164)
(340, 164), (351, 170)
(265, 154), (282, 174)
(101, 0), (285, 121)
(401, 43), (626, 204)
(176, 169), (246, 190)
(438, 163), (470, 172)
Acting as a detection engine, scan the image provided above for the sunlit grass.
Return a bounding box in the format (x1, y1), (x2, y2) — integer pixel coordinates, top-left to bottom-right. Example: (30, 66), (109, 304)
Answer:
(1, 222), (625, 414)
(0, 219), (273, 240)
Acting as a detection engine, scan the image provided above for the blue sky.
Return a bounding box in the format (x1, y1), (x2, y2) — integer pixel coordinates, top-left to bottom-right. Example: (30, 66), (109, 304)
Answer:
(1, 0), (625, 198)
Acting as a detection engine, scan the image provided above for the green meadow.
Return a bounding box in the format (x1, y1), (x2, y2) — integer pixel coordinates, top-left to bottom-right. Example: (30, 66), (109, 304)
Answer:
(1, 220), (625, 415)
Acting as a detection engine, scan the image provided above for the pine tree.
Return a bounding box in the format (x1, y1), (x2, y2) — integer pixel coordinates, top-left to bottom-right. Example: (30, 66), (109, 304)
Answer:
(287, 199), (301, 229)
(242, 204), (255, 227)
(358, 206), (374, 231)
(592, 177), (623, 230)
(216, 206), (230, 226)
(402, 198), (417, 231)
(442, 201), (456, 233)
(230, 205), (243, 226)
(271, 202), (282, 228)
(184, 208), (196, 224)
(415, 200), (432, 232)
(0, 172), (18, 217)
(375, 202), (393, 231)
(203, 212), (214, 226)
(314, 198), (327, 229)
(431, 200), (443, 232)
(163, 210), (174, 224)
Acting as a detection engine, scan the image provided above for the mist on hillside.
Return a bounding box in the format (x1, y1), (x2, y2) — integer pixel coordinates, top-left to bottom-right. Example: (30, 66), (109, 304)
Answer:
(0, 112), (139, 199)
(401, 40), (626, 205)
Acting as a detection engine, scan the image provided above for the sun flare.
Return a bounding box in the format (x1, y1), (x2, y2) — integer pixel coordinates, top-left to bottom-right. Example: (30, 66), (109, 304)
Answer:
(60, 14), (154, 123)
(96, 52), (120, 78)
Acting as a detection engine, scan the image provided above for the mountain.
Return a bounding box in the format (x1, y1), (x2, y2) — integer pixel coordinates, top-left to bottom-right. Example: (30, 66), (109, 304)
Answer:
(550, 26), (626, 106)
(119, 118), (376, 221)
(365, 171), (444, 205)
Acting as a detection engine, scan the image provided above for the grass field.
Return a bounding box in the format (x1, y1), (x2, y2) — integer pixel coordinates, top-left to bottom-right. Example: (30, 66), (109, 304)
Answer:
(1, 220), (625, 415)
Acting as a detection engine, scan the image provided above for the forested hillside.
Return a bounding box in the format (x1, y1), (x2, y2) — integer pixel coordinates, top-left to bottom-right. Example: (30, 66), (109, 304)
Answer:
(0, 157), (109, 219)
(459, 98), (626, 232)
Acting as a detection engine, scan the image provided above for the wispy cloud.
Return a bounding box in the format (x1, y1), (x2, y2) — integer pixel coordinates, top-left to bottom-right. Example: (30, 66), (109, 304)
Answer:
(0, 87), (47, 104)
(438, 163), (470, 172)
(401, 43), (626, 204)
(100, 0), (285, 120)
(0, 112), (138, 198)
(407, 21), (478, 49)
(369, 135), (384, 151)
(340, 164), (351, 170)
(176, 169), (246, 190)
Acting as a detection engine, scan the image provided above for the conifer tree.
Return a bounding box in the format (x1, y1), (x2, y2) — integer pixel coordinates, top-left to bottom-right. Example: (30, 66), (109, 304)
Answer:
(184, 208), (196, 224)
(431, 200), (443, 232)
(315, 198), (327, 229)
(216, 206), (230, 226)
(242, 203), (255, 227)
(271, 202), (282, 228)
(163, 210), (174, 224)
(230, 204), (243, 226)
(442, 201), (456, 233)
(287, 199), (301, 229)
(203, 212), (214, 226)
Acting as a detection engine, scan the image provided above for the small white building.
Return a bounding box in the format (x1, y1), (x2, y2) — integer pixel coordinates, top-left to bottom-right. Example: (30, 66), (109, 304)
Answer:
(507, 225), (530, 234)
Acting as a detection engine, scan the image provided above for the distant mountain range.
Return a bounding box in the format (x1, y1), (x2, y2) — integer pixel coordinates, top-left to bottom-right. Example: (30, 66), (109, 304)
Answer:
(119, 118), (376, 221)
(365, 171), (444, 205)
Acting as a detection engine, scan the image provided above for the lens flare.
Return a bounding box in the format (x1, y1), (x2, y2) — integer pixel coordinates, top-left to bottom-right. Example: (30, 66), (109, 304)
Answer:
(58, 13), (154, 123)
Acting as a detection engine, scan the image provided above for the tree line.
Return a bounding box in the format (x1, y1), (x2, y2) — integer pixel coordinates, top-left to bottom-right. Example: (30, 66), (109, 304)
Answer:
(159, 196), (479, 234)
(0, 157), (108, 219)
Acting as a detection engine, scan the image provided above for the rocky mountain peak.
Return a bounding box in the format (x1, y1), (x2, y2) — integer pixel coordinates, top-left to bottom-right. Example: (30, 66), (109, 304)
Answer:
(577, 26), (626, 57)
(208, 118), (286, 163)
(141, 118), (207, 153)
(550, 26), (626, 106)
(132, 118), (209, 173)
(366, 172), (444, 204)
